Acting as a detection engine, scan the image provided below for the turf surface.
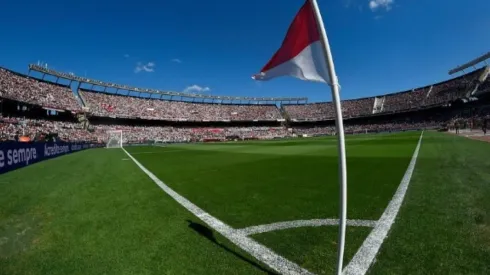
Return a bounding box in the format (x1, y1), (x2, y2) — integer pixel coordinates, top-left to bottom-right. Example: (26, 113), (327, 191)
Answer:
(0, 131), (489, 274)
(369, 132), (490, 274)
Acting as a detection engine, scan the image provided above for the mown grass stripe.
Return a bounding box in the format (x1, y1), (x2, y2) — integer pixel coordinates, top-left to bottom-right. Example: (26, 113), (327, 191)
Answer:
(343, 132), (424, 275)
(122, 147), (314, 275)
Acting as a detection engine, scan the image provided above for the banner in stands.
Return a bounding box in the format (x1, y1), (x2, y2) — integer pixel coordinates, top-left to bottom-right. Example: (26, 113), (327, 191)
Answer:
(0, 141), (103, 174)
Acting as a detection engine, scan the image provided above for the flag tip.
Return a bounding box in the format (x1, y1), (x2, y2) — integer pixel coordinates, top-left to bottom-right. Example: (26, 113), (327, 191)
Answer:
(252, 72), (265, 81)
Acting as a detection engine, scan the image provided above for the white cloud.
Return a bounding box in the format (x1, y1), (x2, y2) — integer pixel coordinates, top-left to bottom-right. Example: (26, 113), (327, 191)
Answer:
(124, 54), (130, 58)
(134, 62), (155, 73)
(369, 0), (393, 11)
(171, 58), (182, 63)
(183, 85), (211, 94)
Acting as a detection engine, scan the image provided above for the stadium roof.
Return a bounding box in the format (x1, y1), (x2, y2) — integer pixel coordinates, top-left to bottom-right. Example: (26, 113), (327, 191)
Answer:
(28, 64), (308, 103)
(449, 52), (490, 75)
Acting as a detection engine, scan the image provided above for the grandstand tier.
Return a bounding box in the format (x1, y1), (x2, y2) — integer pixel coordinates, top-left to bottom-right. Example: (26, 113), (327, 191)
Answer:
(2, 92), (490, 144)
(29, 64), (308, 104)
(0, 64), (489, 142)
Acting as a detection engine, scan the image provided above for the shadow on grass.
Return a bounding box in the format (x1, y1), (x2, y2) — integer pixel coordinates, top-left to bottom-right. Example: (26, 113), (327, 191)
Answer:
(186, 220), (278, 275)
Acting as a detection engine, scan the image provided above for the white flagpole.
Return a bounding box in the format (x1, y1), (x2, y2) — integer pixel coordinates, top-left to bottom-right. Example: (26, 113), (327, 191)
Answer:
(310, 1), (348, 274)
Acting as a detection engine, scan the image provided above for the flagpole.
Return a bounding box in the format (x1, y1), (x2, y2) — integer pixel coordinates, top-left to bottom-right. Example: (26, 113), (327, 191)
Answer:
(310, 1), (348, 274)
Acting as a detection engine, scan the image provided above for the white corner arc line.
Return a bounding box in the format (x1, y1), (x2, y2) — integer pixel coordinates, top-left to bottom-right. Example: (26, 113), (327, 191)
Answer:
(121, 148), (314, 275)
(238, 219), (377, 236)
(343, 131), (424, 275)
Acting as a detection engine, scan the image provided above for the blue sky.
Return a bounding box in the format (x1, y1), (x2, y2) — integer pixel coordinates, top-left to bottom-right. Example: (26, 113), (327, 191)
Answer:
(0, 0), (489, 102)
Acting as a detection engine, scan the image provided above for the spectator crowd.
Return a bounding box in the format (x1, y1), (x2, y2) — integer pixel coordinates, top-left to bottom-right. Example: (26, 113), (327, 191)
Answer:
(0, 68), (81, 112)
(1, 114), (449, 144)
(284, 102), (336, 121)
(0, 115), (291, 143)
(1, 66), (489, 123)
(97, 125), (290, 144)
(80, 90), (283, 121)
(0, 116), (91, 142)
(292, 121), (440, 136)
(284, 67), (488, 121)
(382, 88), (428, 113)
(1, 65), (490, 141)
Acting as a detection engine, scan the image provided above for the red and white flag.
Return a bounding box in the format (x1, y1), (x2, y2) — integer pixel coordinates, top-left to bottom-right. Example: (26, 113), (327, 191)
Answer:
(252, 2), (348, 275)
(252, 0), (330, 84)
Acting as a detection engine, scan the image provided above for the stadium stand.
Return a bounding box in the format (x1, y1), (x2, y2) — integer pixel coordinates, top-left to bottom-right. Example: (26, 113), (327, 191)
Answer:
(2, 114), (456, 143)
(283, 102), (335, 121)
(382, 88), (429, 113)
(341, 97), (375, 118)
(1, 64), (490, 144)
(292, 121), (441, 137)
(0, 115), (90, 142)
(477, 77), (490, 93)
(0, 68), (81, 112)
(284, 67), (489, 121)
(0, 114), (290, 143)
(424, 68), (485, 106)
(80, 89), (282, 122)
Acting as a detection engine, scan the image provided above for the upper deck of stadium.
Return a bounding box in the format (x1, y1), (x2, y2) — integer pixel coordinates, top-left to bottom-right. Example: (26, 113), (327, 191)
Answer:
(0, 64), (488, 122)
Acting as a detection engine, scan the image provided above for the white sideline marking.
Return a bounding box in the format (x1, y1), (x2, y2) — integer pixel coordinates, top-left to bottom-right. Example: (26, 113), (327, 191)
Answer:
(343, 132), (424, 275)
(122, 148), (313, 275)
(130, 150), (185, 155)
(128, 151), (159, 155)
(238, 219), (377, 236)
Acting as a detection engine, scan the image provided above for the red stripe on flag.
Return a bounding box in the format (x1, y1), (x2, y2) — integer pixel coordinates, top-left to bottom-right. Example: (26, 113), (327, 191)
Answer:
(260, 0), (320, 73)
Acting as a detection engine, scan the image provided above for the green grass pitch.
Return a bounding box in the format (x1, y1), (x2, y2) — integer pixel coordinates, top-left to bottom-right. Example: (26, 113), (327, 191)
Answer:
(0, 131), (489, 274)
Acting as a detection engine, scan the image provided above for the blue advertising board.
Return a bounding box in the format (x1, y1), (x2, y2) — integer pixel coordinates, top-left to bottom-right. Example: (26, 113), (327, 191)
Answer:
(0, 141), (103, 174)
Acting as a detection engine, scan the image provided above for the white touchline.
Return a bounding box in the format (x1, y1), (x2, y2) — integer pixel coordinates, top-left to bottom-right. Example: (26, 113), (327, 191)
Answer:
(343, 132), (424, 275)
(128, 151), (159, 155)
(129, 150), (185, 155)
(238, 219), (377, 236)
(122, 148), (314, 275)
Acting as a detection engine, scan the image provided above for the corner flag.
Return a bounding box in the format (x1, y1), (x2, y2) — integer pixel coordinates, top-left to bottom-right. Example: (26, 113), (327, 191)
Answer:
(252, 1), (348, 274)
(252, 0), (330, 84)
